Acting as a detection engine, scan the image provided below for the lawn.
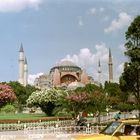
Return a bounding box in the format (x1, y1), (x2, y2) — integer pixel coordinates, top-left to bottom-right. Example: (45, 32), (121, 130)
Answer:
(0, 113), (47, 120)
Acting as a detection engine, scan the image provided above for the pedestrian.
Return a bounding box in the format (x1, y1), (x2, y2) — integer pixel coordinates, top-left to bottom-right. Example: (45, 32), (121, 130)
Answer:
(113, 112), (121, 121)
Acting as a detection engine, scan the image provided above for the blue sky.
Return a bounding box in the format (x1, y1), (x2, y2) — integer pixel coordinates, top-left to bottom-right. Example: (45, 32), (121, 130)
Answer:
(0, 0), (139, 84)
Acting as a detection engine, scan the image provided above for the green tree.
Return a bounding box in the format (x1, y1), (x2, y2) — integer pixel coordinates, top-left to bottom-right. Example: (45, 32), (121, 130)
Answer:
(83, 83), (102, 93)
(27, 88), (67, 116)
(104, 82), (128, 109)
(116, 102), (136, 112)
(7, 81), (37, 111)
(65, 84), (107, 122)
(8, 82), (37, 103)
(64, 90), (89, 117)
(88, 90), (107, 123)
(120, 15), (140, 117)
(7, 81), (26, 105)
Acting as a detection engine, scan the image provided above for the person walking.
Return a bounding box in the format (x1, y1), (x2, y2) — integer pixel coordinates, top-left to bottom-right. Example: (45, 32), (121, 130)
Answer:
(113, 112), (121, 121)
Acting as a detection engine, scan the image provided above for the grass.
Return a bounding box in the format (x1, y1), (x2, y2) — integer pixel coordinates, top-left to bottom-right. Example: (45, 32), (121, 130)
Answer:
(0, 113), (47, 120)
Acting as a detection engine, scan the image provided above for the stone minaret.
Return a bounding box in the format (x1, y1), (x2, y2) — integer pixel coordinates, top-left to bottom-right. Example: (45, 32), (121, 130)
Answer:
(18, 44), (24, 85)
(18, 44), (28, 86)
(24, 57), (28, 86)
(98, 59), (102, 83)
(108, 48), (113, 82)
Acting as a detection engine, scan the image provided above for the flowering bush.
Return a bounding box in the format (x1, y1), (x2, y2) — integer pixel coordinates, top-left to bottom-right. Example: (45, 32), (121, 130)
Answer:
(0, 84), (16, 107)
(65, 92), (89, 103)
(27, 88), (68, 116)
(64, 91), (90, 116)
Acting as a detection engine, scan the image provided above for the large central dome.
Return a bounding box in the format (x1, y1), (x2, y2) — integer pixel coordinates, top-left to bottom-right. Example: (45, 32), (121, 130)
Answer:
(50, 60), (81, 73)
(34, 59), (91, 89)
(55, 60), (77, 67)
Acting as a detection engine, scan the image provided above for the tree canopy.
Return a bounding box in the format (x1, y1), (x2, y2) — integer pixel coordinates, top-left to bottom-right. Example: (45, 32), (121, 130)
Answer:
(120, 15), (140, 116)
(8, 81), (37, 105)
(27, 88), (68, 116)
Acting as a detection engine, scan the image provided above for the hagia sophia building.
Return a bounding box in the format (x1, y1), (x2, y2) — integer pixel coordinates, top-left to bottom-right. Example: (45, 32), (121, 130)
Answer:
(18, 44), (113, 89)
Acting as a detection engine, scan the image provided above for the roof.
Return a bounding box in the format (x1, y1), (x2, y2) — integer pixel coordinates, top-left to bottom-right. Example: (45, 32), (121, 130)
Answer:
(55, 60), (77, 67)
(19, 43), (24, 52)
(50, 59), (82, 73)
(67, 81), (85, 90)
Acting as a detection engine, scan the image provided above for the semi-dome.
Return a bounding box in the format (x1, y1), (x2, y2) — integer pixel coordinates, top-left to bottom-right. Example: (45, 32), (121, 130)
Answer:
(67, 81), (85, 90)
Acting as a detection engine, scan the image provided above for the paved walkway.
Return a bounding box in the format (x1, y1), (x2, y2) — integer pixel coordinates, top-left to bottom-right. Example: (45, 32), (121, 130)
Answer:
(0, 130), (85, 140)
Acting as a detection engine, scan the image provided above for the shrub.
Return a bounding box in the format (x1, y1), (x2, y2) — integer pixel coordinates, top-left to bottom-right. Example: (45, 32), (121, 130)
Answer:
(0, 104), (16, 113)
(116, 102), (136, 112)
(0, 84), (16, 107)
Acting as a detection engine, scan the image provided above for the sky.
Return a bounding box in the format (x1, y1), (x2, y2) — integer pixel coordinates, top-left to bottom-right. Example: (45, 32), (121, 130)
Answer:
(0, 0), (139, 85)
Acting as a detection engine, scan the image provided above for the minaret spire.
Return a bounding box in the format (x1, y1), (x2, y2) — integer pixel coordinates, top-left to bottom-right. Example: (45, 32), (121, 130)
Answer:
(18, 43), (24, 85)
(18, 43), (28, 86)
(108, 48), (113, 82)
(19, 43), (24, 52)
(24, 57), (28, 86)
(98, 59), (102, 83)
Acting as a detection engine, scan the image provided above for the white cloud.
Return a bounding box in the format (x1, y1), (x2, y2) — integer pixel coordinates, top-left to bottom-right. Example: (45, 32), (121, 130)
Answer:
(78, 16), (84, 26)
(119, 44), (126, 52)
(28, 72), (44, 85)
(61, 43), (109, 83)
(104, 12), (132, 33)
(88, 8), (96, 15)
(117, 63), (124, 73)
(99, 7), (104, 12)
(88, 7), (105, 15)
(102, 16), (110, 22)
(94, 43), (109, 63)
(62, 44), (108, 69)
(113, 62), (124, 82)
(0, 0), (42, 12)
(112, 62), (124, 83)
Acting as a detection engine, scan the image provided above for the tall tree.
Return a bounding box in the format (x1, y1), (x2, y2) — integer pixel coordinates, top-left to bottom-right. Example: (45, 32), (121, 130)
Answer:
(104, 82), (128, 108)
(120, 15), (140, 117)
(6, 81), (37, 112)
(8, 81), (37, 105)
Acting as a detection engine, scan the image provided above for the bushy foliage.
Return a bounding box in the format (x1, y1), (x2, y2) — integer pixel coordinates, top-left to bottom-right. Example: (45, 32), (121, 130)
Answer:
(64, 85), (107, 118)
(88, 90), (107, 115)
(0, 84), (16, 107)
(27, 88), (68, 116)
(27, 84), (107, 118)
(116, 102), (136, 112)
(0, 104), (16, 113)
(65, 91), (89, 103)
(120, 15), (140, 115)
(64, 91), (89, 116)
(8, 81), (37, 105)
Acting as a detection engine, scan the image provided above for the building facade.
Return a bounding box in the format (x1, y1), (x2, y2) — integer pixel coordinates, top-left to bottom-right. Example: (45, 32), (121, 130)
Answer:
(34, 60), (92, 89)
(18, 46), (113, 88)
